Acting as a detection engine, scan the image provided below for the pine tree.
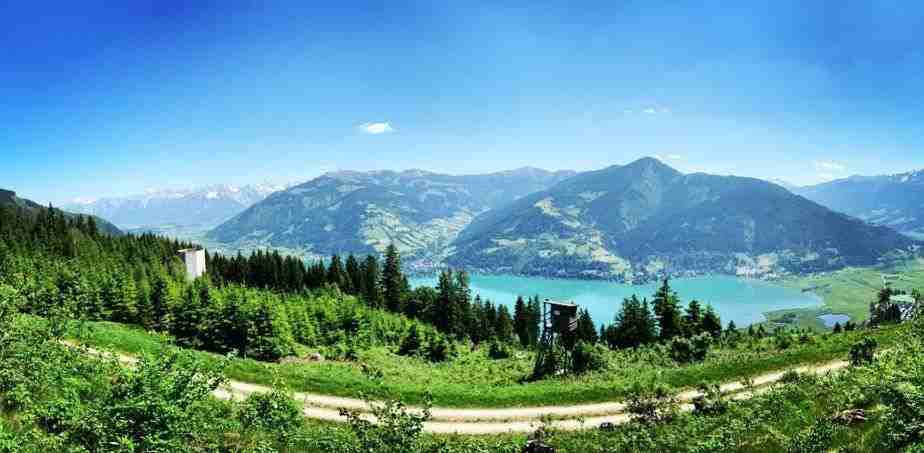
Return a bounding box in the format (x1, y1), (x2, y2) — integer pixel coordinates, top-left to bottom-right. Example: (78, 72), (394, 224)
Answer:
(575, 308), (598, 344)
(513, 296), (529, 348)
(172, 280), (208, 348)
(245, 298), (296, 361)
(149, 273), (174, 332)
(382, 245), (404, 313)
(725, 320), (737, 338)
(684, 300), (704, 337)
(701, 304), (722, 339)
(357, 255), (380, 307)
(652, 278), (683, 341)
(398, 324), (422, 356)
(528, 296), (542, 348)
(345, 254), (362, 296)
(610, 295), (656, 349)
(327, 254), (346, 292)
(495, 305), (514, 342)
(108, 273), (138, 324)
(434, 269), (455, 334)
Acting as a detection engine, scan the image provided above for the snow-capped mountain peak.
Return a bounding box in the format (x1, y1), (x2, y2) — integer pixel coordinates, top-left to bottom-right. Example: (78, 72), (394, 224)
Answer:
(64, 182), (296, 229)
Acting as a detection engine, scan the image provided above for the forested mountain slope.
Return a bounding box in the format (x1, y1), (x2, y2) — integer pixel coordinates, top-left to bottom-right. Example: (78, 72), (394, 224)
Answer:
(208, 168), (575, 264)
(797, 170), (924, 238)
(0, 188), (121, 236)
(448, 158), (919, 280)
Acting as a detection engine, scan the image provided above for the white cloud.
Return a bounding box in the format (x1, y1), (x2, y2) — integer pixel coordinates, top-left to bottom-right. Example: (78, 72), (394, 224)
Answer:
(358, 122), (395, 135)
(655, 154), (684, 161)
(641, 106), (671, 115)
(814, 161), (846, 172)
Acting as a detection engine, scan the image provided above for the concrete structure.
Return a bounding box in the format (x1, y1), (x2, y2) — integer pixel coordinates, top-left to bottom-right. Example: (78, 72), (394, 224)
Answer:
(178, 248), (206, 281)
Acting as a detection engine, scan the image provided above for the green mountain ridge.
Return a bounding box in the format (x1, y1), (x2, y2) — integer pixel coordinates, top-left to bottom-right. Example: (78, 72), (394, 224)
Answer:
(0, 188), (122, 236)
(207, 168), (576, 266)
(796, 170), (924, 238)
(447, 158), (919, 280)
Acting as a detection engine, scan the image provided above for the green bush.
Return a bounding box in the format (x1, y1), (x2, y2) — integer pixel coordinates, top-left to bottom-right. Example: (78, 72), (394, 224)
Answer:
(849, 337), (877, 366)
(398, 325), (422, 356)
(571, 341), (606, 374)
(238, 389), (304, 436)
(340, 397), (432, 453)
(488, 341), (512, 360)
(692, 383), (728, 416)
(626, 382), (678, 424)
(425, 335), (452, 363)
(670, 333), (711, 363)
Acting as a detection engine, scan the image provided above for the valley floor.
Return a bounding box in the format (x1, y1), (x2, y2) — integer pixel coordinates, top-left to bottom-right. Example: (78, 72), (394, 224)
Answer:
(768, 258), (924, 329)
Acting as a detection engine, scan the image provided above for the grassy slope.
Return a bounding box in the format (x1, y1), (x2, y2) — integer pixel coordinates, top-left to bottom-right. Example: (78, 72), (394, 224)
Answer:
(72, 319), (906, 408)
(767, 258), (924, 330)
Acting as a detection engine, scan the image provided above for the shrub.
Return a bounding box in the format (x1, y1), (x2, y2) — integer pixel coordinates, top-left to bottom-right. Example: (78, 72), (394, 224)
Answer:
(786, 419), (843, 453)
(425, 335), (451, 363)
(398, 325), (422, 356)
(779, 370), (803, 384)
(692, 383), (728, 416)
(487, 341), (511, 360)
(531, 346), (565, 380)
(626, 383), (678, 424)
(340, 396), (432, 453)
(571, 341), (606, 374)
(879, 383), (924, 450)
(670, 333), (711, 363)
(238, 389), (304, 437)
(775, 333), (793, 350)
(849, 337), (877, 366)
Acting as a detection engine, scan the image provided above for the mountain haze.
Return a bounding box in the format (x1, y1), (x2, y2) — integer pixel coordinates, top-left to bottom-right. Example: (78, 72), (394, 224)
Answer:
(797, 171), (924, 239)
(208, 168), (576, 264)
(448, 158), (918, 280)
(66, 184), (287, 229)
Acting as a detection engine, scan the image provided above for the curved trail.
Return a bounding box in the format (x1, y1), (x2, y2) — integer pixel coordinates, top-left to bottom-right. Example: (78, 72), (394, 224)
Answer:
(67, 342), (849, 434)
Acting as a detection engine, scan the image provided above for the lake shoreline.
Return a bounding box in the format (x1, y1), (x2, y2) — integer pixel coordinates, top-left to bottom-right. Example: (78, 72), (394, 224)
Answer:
(409, 273), (823, 329)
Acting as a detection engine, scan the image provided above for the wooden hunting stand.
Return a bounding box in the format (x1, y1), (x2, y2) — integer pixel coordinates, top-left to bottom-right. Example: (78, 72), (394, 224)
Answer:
(532, 299), (578, 379)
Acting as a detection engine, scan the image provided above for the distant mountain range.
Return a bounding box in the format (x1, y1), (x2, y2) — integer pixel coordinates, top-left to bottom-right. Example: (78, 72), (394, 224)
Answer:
(1, 189), (122, 236)
(208, 168), (576, 264)
(65, 183), (289, 229)
(207, 159), (919, 280)
(796, 170), (924, 239)
(448, 158), (917, 280)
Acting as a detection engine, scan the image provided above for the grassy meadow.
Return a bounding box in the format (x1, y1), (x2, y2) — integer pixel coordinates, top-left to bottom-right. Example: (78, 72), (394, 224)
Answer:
(767, 258), (924, 330)
(72, 318), (905, 408)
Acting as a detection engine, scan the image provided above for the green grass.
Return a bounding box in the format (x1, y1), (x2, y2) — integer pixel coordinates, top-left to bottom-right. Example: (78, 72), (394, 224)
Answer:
(768, 258), (924, 329)
(70, 319), (907, 408)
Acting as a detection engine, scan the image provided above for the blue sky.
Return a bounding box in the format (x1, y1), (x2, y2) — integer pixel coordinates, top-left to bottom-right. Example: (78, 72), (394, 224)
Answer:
(2, 1), (923, 204)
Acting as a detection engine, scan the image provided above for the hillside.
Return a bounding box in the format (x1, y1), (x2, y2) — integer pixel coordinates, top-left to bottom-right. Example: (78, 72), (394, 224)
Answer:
(207, 168), (575, 265)
(797, 170), (924, 239)
(448, 158), (918, 280)
(0, 188), (121, 235)
(65, 183), (287, 229)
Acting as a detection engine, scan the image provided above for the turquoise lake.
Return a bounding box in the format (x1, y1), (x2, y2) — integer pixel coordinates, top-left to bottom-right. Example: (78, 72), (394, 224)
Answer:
(408, 274), (822, 328)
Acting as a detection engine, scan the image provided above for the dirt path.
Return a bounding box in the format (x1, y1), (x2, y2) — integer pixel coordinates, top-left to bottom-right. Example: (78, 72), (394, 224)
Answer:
(65, 341), (849, 434)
